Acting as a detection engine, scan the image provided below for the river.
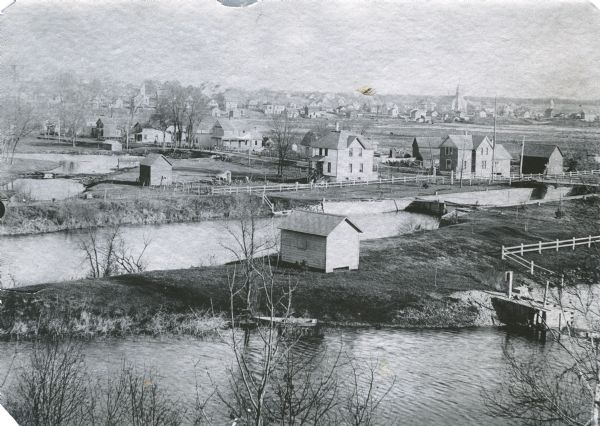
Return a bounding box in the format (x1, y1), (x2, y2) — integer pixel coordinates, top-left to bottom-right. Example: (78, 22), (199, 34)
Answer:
(0, 211), (438, 288)
(0, 327), (560, 425)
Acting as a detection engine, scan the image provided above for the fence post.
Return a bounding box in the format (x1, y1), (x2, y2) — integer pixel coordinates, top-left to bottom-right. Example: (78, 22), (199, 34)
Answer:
(451, 171), (454, 185)
(530, 260), (534, 275)
(279, 184), (283, 192)
(538, 241), (542, 254)
(521, 243), (524, 256)
(296, 182), (299, 191)
(501, 246), (505, 260)
(589, 235), (592, 248)
(556, 239), (559, 251)
(573, 237), (576, 250)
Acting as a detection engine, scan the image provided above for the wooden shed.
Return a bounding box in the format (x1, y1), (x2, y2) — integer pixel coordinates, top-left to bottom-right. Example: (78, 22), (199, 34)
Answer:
(139, 154), (173, 186)
(522, 144), (563, 175)
(278, 210), (362, 273)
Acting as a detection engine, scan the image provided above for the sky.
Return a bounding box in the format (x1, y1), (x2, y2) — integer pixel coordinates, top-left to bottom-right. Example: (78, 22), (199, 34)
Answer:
(1, 0), (600, 99)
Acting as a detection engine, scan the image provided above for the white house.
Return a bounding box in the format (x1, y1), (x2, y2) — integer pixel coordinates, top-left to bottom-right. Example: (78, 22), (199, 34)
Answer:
(138, 128), (172, 145)
(279, 210), (362, 273)
(210, 119), (266, 151)
(301, 128), (378, 181)
(471, 136), (511, 177)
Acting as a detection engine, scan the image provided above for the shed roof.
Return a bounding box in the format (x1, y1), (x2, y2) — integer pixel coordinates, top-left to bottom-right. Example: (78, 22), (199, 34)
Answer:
(523, 144), (562, 159)
(278, 210), (362, 237)
(140, 153), (172, 167)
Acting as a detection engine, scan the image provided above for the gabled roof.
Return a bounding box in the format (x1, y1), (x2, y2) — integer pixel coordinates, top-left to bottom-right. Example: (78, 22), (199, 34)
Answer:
(493, 144), (512, 161)
(301, 130), (373, 150)
(215, 119), (237, 132)
(523, 144), (562, 159)
(413, 137), (443, 148)
(279, 210), (362, 236)
(140, 153), (172, 167)
(440, 134), (473, 150)
(472, 135), (492, 149)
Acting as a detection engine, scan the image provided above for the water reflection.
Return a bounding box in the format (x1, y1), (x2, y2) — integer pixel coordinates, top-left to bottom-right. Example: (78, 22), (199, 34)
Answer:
(0, 212), (438, 287)
(0, 328), (550, 425)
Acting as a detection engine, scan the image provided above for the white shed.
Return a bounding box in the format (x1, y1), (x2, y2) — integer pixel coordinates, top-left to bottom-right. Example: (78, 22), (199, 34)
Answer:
(278, 210), (362, 273)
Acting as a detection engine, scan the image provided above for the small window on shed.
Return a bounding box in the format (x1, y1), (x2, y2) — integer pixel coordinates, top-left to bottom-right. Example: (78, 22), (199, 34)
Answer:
(297, 237), (307, 250)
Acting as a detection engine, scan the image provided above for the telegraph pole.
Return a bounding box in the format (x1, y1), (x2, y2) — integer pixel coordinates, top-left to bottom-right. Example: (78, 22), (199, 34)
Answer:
(491, 96), (497, 180)
(520, 136), (525, 178)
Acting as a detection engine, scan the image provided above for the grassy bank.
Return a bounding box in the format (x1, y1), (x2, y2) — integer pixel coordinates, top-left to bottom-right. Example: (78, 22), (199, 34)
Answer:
(2, 198), (596, 339)
(0, 194), (312, 236)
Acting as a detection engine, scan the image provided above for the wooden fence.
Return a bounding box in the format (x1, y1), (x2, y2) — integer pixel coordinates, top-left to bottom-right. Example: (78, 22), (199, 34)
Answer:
(501, 235), (600, 275)
(210, 169), (600, 196)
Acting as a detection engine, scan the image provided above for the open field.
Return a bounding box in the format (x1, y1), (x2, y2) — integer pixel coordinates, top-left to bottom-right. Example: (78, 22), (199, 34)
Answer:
(2, 198), (597, 338)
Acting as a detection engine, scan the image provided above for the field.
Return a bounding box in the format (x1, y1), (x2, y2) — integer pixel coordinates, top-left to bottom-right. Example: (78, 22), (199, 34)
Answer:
(2, 198), (597, 338)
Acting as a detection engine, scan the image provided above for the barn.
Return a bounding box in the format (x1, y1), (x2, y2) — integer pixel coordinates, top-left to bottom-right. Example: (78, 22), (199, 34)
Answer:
(278, 210), (362, 273)
(139, 154), (173, 186)
(522, 144), (563, 175)
(412, 136), (442, 167)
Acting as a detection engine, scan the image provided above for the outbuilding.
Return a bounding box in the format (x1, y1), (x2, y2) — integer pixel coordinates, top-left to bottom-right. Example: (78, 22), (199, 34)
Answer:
(278, 210), (362, 273)
(521, 144), (563, 175)
(102, 140), (122, 152)
(139, 154), (173, 186)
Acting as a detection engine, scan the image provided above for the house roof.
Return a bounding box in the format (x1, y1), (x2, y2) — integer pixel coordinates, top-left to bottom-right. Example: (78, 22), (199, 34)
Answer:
(413, 137), (443, 148)
(472, 135), (491, 149)
(523, 144), (562, 159)
(301, 130), (373, 150)
(140, 153), (172, 167)
(493, 144), (512, 161)
(278, 210), (362, 237)
(440, 134), (473, 150)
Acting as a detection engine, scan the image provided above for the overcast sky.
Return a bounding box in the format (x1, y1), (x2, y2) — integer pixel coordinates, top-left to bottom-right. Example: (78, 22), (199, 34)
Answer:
(1, 0), (600, 99)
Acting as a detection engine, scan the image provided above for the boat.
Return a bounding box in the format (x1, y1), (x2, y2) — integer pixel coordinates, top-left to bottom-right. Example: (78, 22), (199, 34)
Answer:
(253, 315), (321, 337)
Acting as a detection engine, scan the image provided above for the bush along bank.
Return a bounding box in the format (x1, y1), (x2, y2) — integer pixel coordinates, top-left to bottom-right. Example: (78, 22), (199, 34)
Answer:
(0, 194), (315, 236)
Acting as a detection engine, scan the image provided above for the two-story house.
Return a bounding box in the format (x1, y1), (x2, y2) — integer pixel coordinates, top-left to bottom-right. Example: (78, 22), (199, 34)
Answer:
(472, 135), (512, 177)
(440, 134), (513, 178)
(439, 135), (473, 176)
(301, 128), (378, 181)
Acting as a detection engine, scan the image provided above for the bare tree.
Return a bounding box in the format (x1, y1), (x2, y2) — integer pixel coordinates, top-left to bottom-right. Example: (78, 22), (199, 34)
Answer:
(79, 225), (151, 278)
(221, 198), (276, 313)
(214, 210), (394, 425)
(7, 339), (91, 426)
(184, 86), (209, 148)
(271, 113), (298, 180)
(53, 72), (89, 148)
(0, 94), (36, 164)
(485, 200), (600, 425)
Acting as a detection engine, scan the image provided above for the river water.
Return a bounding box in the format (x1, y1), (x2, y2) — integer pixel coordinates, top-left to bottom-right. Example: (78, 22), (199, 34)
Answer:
(0, 327), (558, 425)
(0, 211), (438, 288)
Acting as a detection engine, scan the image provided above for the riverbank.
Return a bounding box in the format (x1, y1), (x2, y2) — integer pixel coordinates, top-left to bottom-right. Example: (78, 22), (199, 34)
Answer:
(2, 198), (596, 339)
(0, 194), (309, 236)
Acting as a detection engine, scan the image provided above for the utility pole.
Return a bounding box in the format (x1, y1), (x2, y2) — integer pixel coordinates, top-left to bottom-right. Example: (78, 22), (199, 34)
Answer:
(520, 136), (525, 178)
(491, 96), (497, 180)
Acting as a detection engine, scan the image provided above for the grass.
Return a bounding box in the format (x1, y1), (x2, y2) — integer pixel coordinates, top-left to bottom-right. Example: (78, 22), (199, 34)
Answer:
(3, 198), (596, 338)
(0, 193), (310, 236)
